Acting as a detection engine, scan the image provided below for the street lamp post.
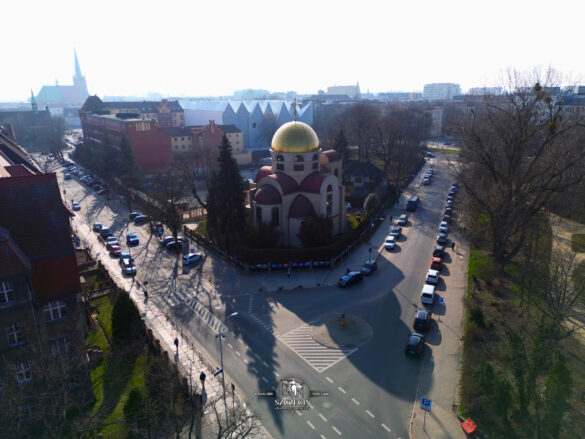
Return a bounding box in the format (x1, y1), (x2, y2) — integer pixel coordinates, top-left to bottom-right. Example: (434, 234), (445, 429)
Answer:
(216, 312), (238, 428)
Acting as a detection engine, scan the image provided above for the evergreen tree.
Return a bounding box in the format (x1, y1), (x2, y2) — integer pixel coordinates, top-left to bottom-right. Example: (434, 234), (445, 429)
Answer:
(118, 135), (137, 179)
(333, 130), (351, 165)
(206, 135), (246, 251)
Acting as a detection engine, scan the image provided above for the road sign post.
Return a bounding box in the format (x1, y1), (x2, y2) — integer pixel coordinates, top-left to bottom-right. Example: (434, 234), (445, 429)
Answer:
(420, 397), (432, 431)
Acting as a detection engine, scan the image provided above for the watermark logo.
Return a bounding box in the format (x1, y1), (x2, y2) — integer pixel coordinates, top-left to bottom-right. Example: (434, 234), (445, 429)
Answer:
(274, 377), (312, 411)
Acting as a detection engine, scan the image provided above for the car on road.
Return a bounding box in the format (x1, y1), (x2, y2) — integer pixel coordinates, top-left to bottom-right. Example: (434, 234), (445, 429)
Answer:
(109, 244), (123, 257)
(449, 188), (456, 196)
(360, 260), (377, 276)
(397, 214), (408, 226)
(444, 207), (453, 215)
(129, 212), (141, 221)
(443, 214), (451, 223)
(166, 240), (184, 251)
(389, 226), (402, 238)
(99, 226), (112, 239)
(126, 233), (139, 245)
(422, 178), (431, 185)
(96, 188), (108, 195)
(384, 235), (396, 250)
(436, 233), (448, 245)
(406, 196), (419, 212)
(433, 245), (445, 258)
(64, 173), (71, 180)
(134, 215), (150, 225)
(431, 257), (443, 271)
(106, 237), (119, 248)
(93, 223), (102, 232)
(160, 236), (175, 246)
(425, 151), (435, 158)
(72, 201), (81, 211)
(446, 200), (454, 208)
(405, 332), (425, 357)
(119, 251), (132, 260)
(413, 309), (432, 332)
(439, 221), (449, 234)
(183, 252), (203, 265)
(425, 269), (440, 285)
(120, 258), (136, 275)
(421, 284), (436, 305)
(446, 195), (454, 202)
(337, 271), (364, 288)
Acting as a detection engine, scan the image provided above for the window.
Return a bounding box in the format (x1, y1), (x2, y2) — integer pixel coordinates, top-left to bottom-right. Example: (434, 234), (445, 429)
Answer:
(355, 176), (362, 184)
(276, 154), (284, 171)
(326, 185), (333, 217)
(49, 336), (70, 356)
(294, 155), (304, 171)
(42, 300), (68, 322)
(0, 281), (15, 305)
(271, 207), (279, 227)
(7, 323), (24, 346)
(252, 123), (256, 128)
(256, 206), (262, 223)
(312, 153), (319, 169)
(16, 361), (32, 384)
(334, 168), (338, 177)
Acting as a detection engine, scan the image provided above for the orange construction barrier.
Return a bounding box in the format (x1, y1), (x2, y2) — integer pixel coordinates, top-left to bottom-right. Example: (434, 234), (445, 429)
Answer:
(461, 417), (478, 435)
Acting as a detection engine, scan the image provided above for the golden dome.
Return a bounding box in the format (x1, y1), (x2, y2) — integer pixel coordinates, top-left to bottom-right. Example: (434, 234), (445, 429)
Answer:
(271, 121), (319, 153)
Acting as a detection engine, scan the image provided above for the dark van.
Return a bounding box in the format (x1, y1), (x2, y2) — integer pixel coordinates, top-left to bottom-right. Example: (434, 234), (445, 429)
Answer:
(406, 196), (419, 212)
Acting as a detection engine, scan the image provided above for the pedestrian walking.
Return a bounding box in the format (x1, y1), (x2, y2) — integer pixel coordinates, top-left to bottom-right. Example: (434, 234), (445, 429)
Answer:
(346, 267), (351, 275)
(174, 337), (179, 351)
(143, 289), (148, 301)
(199, 371), (206, 385)
(451, 242), (456, 251)
(390, 215), (393, 223)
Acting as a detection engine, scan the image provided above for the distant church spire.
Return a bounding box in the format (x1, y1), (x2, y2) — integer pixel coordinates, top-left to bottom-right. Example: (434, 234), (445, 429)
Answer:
(30, 89), (38, 113)
(74, 48), (83, 80)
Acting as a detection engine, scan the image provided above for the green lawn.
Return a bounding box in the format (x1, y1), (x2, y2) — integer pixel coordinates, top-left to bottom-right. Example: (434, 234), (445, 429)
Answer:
(571, 233), (585, 252)
(346, 212), (363, 230)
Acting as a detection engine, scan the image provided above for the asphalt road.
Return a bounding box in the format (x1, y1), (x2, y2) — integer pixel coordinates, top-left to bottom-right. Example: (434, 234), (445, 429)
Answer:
(57, 155), (462, 439)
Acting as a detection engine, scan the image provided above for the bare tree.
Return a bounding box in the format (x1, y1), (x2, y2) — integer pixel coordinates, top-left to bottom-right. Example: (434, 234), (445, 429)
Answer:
(453, 68), (585, 266)
(205, 396), (262, 439)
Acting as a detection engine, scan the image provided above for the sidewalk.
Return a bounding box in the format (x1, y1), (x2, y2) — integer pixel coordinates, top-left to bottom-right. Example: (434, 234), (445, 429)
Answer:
(74, 217), (272, 439)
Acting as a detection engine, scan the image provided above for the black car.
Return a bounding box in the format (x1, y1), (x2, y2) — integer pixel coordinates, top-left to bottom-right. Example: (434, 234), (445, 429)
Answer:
(397, 214), (408, 226)
(405, 332), (425, 357)
(129, 212), (141, 221)
(134, 215), (150, 225)
(166, 240), (184, 251)
(389, 226), (402, 238)
(436, 233), (448, 245)
(433, 245), (445, 258)
(337, 271), (364, 288)
(413, 310), (432, 332)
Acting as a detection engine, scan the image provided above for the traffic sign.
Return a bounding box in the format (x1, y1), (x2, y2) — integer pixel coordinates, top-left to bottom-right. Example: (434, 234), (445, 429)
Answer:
(230, 274), (236, 280)
(438, 297), (444, 305)
(420, 397), (432, 412)
(213, 368), (223, 377)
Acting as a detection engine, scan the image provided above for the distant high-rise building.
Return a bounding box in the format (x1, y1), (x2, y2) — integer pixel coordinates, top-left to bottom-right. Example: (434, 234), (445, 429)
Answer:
(423, 83), (461, 101)
(35, 50), (89, 108)
(468, 87), (502, 96)
(327, 83), (361, 100)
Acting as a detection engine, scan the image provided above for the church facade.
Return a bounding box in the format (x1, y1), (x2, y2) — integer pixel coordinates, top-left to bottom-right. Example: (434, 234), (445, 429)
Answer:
(251, 121), (346, 247)
(36, 50), (89, 108)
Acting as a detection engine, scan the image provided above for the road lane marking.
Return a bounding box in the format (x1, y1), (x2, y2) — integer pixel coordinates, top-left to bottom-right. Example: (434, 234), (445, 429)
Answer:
(351, 398), (360, 405)
(235, 351), (241, 357)
(230, 331), (236, 337)
(263, 361), (269, 367)
(381, 423), (391, 432)
(251, 367), (258, 373)
(332, 426), (342, 435)
(261, 376), (268, 383)
(326, 376), (334, 383)
(321, 435), (327, 439)
(254, 353), (261, 359)
(296, 410), (303, 416)
(338, 387), (346, 394)
(273, 371), (280, 377)
(318, 413), (328, 422)
(366, 410), (375, 418)
(243, 358), (249, 364)
(227, 343), (233, 349)
(307, 421), (315, 430)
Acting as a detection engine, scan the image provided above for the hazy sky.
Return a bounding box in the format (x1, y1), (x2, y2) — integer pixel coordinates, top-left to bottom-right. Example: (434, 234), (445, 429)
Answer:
(1, 0), (580, 102)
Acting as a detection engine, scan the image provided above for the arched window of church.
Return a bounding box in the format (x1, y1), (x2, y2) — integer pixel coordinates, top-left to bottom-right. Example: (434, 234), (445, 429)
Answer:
(256, 206), (262, 223)
(294, 155), (304, 172)
(276, 155), (284, 171)
(334, 168), (338, 177)
(326, 184), (333, 217)
(271, 207), (279, 227)
(312, 154), (319, 170)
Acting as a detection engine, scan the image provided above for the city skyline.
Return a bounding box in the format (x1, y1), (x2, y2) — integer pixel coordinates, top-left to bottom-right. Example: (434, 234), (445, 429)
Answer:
(1, 0), (581, 102)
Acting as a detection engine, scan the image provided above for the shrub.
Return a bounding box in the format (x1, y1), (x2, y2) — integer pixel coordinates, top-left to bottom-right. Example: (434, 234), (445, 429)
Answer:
(124, 389), (145, 424)
(571, 234), (585, 253)
(111, 291), (143, 344)
(363, 193), (381, 212)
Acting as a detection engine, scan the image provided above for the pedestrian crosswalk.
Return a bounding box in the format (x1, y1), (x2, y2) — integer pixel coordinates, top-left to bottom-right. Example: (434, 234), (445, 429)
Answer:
(186, 297), (227, 334)
(248, 295), (278, 335)
(279, 324), (357, 373)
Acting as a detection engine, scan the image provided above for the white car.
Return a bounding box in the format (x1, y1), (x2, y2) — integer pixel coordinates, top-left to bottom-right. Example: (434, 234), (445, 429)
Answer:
(425, 269), (440, 285)
(183, 252), (203, 265)
(384, 235), (396, 250)
(120, 258), (136, 275)
(439, 221), (449, 234)
(421, 284), (436, 305)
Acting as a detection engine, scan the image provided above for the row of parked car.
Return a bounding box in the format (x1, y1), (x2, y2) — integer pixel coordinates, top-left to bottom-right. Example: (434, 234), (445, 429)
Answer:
(406, 181), (458, 357)
(93, 223), (138, 275)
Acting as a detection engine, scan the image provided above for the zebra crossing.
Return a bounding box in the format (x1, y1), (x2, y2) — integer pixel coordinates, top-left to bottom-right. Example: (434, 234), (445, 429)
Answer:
(186, 297), (228, 334)
(278, 324), (357, 373)
(248, 295), (278, 335)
